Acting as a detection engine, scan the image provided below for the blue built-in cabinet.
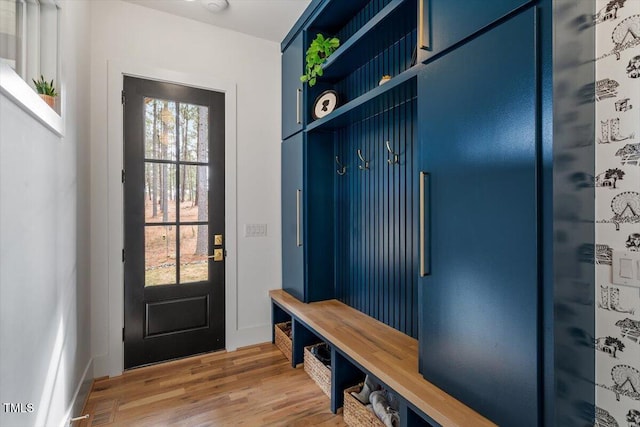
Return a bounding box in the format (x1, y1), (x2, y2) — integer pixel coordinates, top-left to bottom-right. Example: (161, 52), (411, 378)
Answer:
(417, 8), (539, 425)
(417, 0), (534, 62)
(281, 133), (304, 299)
(281, 0), (596, 424)
(282, 32), (304, 140)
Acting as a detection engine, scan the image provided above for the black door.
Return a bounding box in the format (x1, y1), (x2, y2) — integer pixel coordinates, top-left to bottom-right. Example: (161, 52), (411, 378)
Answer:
(123, 76), (225, 369)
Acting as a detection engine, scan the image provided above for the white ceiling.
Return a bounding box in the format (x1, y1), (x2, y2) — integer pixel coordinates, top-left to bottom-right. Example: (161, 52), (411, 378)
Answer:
(123, 0), (312, 43)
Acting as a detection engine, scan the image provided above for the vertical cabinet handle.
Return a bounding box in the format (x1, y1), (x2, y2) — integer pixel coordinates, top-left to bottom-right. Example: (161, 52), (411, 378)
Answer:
(420, 172), (430, 276)
(418, 0), (431, 51)
(296, 189), (302, 247)
(296, 89), (302, 125)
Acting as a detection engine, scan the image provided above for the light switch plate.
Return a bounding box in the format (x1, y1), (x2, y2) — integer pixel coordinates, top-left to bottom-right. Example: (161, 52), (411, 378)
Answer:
(612, 250), (640, 288)
(244, 224), (267, 238)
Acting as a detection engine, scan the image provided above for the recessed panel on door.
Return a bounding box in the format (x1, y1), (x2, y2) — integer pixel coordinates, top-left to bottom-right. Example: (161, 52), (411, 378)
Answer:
(146, 296), (209, 336)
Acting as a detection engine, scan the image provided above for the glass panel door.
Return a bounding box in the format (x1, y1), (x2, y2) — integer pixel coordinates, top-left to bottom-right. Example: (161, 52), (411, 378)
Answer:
(124, 76), (225, 369)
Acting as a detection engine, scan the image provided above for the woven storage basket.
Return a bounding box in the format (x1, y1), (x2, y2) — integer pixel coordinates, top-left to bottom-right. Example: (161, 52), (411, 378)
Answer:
(303, 344), (331, 397)
(343, 384), (385, 427)
(274, 322), (292, 362)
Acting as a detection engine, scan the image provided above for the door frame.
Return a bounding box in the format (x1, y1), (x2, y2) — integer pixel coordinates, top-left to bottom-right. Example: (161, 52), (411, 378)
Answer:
(101, 60), (238, 377)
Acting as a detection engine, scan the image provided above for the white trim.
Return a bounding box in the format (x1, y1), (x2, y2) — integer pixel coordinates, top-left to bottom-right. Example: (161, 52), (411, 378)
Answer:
(103, 60), (238, 377)
(59, 358), (93, 427)
(0, 62), (63, 136)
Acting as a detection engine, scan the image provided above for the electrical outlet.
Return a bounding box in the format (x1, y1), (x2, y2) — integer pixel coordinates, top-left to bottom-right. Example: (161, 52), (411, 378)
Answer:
(244, 224), (267, 238)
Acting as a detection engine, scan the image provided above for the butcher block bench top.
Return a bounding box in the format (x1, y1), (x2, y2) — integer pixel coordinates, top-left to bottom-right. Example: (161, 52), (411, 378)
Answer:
(270, 289), (496, 427)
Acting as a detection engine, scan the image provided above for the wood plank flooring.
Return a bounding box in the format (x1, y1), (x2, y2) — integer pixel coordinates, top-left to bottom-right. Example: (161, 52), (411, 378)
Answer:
(79, 343), (346, 427)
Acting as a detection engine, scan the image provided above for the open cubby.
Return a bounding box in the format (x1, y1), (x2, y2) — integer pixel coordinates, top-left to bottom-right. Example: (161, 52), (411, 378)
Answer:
(292, 319), (323, 366)
(271, 302), (291, 341)
(306, 64), (421, 131)
(272, 303), (293, 363)
(330, 29), (417, 100)
(303, 78), (418, 337)
(322, 1), (418, 82)
(304, 342), (332, 397)
(306, 27), (417, 123)
(310, 0), (392, 42)
(304, 132), (335, 301)
(305, 0), (417, 127)
(400, 401), (437, 427)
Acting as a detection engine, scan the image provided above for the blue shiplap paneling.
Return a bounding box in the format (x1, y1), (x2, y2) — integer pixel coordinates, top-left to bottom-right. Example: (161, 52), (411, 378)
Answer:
(307, 0), (420, 338)
(335, 0), (394, 43)
(334, 30), (417, 104)
(334, 92), (417, 338)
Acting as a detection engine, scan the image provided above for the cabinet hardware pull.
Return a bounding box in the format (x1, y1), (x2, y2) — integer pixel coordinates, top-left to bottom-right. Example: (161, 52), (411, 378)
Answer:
(296, 89), (302, 125)
(296, 189), (302, 247)
(419, 0), (431, 51)
(420, 172), (430, 276)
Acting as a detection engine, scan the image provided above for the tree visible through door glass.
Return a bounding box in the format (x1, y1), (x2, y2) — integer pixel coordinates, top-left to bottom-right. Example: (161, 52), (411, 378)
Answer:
(144, 99), (177, 161)
(145, 226), (176, 286)
(143, 97), (210, 286)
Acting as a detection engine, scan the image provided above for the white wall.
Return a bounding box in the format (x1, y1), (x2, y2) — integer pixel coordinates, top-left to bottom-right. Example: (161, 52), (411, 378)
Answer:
(0, 1), (93, 426)
(89, 0), (282, 376)
(593, 0), (640, 423)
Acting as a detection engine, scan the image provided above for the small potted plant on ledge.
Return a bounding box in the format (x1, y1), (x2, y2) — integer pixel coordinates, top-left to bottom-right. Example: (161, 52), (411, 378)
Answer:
(300, 34), (340, 87)
(32, 75), (58, 109)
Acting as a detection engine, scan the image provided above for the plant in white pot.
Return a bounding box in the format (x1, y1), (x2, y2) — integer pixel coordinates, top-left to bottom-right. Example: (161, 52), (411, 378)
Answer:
(32, 75), (58, 109)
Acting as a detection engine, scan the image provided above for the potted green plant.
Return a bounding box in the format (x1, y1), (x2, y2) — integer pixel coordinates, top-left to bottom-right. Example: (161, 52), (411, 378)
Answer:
(32, 75), (58, 109)
(300, 34), (340, 87)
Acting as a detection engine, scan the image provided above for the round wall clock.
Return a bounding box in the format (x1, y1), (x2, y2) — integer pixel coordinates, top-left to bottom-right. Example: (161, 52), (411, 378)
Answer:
(312, 90), (339, 120)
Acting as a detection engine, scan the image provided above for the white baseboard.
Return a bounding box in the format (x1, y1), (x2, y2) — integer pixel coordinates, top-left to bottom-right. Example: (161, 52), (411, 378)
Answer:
(59, 357), (93, 427)
(226, 324), (271, 352)
(92, 354), (112, 379)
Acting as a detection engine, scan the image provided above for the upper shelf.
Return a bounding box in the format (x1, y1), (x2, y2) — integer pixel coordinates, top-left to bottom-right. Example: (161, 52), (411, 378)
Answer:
(307, 63), (423, 131)
(320, 0), (416, 82)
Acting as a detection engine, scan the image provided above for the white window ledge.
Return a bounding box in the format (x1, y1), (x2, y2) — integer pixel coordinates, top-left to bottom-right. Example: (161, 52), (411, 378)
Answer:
(0, 63), (63, 137)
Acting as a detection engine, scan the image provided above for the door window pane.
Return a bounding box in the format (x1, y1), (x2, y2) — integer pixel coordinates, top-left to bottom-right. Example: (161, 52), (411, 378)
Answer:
(178, 165), (209, 223)
(179, 103), (208, 163)
(180, 224), (209, 284)
(145, 98), (177, 161)
(145, 226), (177, 287)
(145, 163), (177, 223)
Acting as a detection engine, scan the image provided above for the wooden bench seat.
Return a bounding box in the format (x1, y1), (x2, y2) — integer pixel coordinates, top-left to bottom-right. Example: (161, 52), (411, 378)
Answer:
(270, 289), (496, 427)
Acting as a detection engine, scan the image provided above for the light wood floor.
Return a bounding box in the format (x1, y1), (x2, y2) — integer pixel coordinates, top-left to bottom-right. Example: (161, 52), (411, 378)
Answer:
(79, 343), (346, 426)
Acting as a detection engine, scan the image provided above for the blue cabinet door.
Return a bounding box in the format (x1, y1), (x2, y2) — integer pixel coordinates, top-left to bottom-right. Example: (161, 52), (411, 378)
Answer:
(282, 32), (304, 139)
(419, 0), (533, 62)
(417, 9), (539, 426)
(282, 133), (304, 300)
